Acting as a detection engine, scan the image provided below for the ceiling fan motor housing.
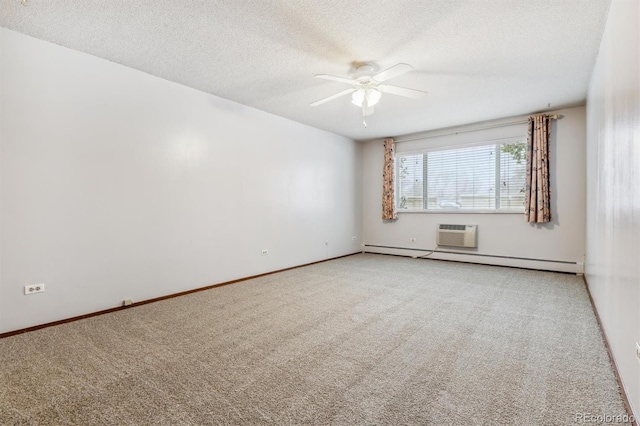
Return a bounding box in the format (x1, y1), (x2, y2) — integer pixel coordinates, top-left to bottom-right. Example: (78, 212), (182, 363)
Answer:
(352, 64), (376, 82)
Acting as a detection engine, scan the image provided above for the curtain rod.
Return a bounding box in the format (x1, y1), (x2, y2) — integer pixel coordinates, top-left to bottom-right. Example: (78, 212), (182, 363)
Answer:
(394, 114), (561, 144)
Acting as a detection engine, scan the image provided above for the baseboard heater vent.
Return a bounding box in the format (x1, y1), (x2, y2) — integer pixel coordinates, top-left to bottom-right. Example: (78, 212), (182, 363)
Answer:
(437, 224), (477, 248)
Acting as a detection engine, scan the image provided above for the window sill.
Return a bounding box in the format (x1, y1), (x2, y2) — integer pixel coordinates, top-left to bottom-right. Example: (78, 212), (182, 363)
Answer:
(396, 210), (524, 214)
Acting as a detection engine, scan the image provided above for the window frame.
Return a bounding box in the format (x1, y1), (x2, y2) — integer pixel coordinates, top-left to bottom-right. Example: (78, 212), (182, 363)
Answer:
(394, 137), (527, 214)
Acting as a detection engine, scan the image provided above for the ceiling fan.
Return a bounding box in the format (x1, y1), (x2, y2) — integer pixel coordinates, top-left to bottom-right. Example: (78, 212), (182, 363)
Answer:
(310, 63), (428, 127)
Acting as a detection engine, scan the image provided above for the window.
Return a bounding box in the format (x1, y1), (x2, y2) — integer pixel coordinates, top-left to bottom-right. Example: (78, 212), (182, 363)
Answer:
(396, 140), (526, 212)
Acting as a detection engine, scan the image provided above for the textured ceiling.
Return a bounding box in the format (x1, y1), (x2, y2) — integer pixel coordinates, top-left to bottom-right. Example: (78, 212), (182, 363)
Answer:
(1, 0), (611, 141)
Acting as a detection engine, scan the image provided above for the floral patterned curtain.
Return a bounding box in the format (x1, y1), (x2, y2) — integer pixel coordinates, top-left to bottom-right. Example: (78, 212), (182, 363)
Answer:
(382, 138), (397, 220)
(525, 115), (551, 223)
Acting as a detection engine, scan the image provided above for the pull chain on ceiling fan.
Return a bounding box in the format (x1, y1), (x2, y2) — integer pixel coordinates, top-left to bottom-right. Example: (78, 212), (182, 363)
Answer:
(310, 63), (428, 127)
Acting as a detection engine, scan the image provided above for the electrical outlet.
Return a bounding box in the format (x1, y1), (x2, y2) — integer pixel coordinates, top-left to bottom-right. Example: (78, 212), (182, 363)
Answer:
(636, 342), (640, 361)
(24, 284), (45, 295)
(261, 249), (268, 256)
(410, 238), (417, 243)
(123, 299), (133, 307)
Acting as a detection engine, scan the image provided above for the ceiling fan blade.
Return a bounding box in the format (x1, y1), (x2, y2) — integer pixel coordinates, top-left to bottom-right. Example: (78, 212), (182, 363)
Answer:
(378, 84), (428, 99)
(310, 88), (356, 107)
(372, 63), (413, 82)
(314, 74), (356, 85)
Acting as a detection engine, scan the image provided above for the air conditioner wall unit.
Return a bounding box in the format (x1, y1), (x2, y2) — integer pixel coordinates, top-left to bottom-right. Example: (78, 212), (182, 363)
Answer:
(436, 224), (477, 248)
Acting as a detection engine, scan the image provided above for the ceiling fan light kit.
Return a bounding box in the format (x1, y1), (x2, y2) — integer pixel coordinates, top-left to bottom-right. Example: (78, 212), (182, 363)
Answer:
(311, 63), (428, 127)
(351, 89), (381, 108)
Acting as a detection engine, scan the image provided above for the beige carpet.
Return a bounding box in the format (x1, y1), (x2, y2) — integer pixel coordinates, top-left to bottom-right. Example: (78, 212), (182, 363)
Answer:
(0, 254), (631, 425)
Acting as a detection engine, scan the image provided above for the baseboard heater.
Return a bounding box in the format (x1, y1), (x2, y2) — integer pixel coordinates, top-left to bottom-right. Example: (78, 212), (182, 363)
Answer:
(362, 244), (580, 274)
(437, 224), (477, 248)
(363, 244), (575, 264)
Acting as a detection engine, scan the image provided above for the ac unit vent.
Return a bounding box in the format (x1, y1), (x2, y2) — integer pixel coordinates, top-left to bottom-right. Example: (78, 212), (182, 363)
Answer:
(439, 224), (467, 231)
(437, 224), (477, 248)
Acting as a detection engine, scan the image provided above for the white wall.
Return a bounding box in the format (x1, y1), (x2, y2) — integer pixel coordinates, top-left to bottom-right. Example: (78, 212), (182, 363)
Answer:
(0, 28), (362, 334)
(362, 106), (586, 272)
(586, 0), (640, 416)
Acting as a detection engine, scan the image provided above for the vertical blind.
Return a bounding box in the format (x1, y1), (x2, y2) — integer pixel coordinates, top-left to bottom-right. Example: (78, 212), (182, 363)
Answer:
(396, 141), (526, 212)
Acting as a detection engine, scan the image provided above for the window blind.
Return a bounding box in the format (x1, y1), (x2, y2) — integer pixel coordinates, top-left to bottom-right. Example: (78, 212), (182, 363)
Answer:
(396, 141), (526, 212)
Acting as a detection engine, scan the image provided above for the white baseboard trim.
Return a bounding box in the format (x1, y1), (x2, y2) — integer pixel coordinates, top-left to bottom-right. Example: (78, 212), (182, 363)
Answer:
(363, 245), (582, 274)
